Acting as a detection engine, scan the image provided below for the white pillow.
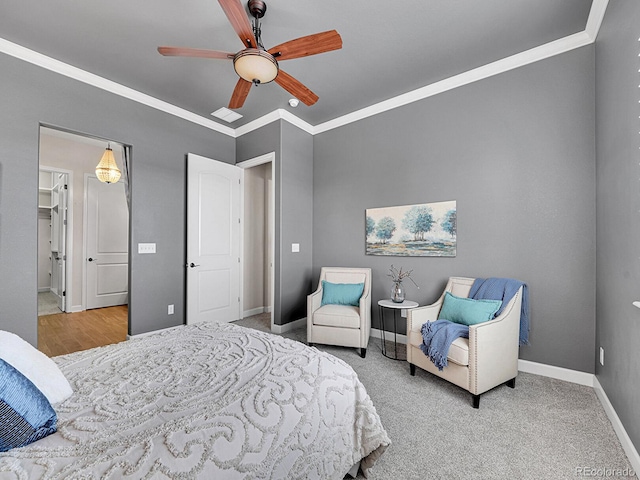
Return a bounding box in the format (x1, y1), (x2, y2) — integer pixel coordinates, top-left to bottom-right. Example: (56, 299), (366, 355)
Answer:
(0, 330), (73, 405)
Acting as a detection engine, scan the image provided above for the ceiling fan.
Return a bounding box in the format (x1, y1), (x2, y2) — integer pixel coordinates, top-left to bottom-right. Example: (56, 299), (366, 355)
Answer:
(158, 0), (343, 109)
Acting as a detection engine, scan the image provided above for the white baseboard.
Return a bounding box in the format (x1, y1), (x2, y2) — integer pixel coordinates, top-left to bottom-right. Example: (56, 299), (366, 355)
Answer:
(593, 377), (640, 476)
(517, 359), (594, 387)
(67, 305), (83, 313)
(38, 287), (50, 293)
(370, 327), (408, 344)
(243, 307), (267, 317)
(271, 317), (306, 334)
(127, 324), (184, 340)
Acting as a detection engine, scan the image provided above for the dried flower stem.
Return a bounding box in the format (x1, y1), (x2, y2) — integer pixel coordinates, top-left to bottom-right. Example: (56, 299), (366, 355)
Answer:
(387, 264), (419, 288)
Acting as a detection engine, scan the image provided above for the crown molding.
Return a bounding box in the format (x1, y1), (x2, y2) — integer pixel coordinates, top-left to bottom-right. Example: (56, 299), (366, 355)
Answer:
(0, 0), (608, 139)
(233, 109), (314, 137)
(313, 31), (592, 134)
(0, 37), (235, 138)
(585, 0), (610, 41)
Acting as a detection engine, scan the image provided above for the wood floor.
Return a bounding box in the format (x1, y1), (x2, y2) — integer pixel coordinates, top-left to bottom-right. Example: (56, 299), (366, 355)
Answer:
(38, 305), (128, 357)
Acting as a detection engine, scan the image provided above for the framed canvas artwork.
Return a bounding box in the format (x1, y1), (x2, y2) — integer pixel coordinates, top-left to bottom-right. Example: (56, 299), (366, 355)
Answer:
(366, 200), (456, 257)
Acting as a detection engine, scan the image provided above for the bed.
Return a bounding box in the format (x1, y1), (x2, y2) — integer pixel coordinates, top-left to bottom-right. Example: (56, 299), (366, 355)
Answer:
(0, 322), (390, 479)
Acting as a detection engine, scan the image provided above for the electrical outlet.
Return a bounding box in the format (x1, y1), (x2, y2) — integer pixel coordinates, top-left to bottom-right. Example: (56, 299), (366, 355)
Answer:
(168, 304), (174, 315)
(138, 243), (156, 254)
(291, 243), (300, 253)
(599, 347), (604, 366)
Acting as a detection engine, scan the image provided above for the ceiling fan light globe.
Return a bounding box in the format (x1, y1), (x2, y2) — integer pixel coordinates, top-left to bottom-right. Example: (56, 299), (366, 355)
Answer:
(233, 49), (278, 84)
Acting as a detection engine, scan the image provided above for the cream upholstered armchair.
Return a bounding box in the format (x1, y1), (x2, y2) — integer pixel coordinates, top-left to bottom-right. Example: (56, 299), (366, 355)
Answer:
(407, 277), (523, 408)
(307, 267), (371, 358)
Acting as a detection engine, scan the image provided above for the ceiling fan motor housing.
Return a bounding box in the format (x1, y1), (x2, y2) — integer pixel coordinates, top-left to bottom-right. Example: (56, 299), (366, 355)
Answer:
(248, 0), (267, 18)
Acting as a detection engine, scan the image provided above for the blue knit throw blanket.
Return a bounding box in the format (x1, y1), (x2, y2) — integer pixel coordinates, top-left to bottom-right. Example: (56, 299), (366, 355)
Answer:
(420, 320), (469, 371)
(469, 277), (530, 346)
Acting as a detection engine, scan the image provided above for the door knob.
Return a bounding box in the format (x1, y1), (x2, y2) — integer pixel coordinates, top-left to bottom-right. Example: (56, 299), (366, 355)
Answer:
(187, 262), (200, 268)
(88, 257), (94, 262)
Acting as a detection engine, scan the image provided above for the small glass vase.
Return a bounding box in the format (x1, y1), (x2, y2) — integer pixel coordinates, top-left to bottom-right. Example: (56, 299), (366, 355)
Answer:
(391, 282), (405, 303)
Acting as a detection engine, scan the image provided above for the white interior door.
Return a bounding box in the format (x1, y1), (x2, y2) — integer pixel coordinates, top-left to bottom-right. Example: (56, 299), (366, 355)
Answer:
(86, 176), (129, 309)
(187, 153), (241, 324)
(55, 173), (68, 312)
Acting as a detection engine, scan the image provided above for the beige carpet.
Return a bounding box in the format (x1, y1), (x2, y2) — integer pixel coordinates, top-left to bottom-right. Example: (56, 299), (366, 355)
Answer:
(234, 314), (636, 480)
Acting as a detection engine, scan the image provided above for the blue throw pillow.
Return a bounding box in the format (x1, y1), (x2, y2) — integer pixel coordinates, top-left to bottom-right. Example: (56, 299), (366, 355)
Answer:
(0, 358), (57, 452)
(438, 292), (502, 326)
(321, 281), (365, 306)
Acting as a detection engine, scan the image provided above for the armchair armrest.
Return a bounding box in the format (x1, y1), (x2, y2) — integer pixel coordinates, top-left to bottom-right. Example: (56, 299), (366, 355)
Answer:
(468, 288), (522, 394)
(307, 286), (323, 316)
(407, 300), (443, 332)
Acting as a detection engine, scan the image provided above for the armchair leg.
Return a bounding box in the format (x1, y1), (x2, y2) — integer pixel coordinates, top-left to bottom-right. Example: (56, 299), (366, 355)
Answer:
(409, 363), (416, 376)
(472, 394), (480, 409)
(506, 377), (516, 389)
(360, 348), (366, 359)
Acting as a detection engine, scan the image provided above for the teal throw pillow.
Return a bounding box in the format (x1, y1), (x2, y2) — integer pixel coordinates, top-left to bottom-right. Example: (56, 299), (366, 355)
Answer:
(0, 358), (58, 452)
(438, 292), (502, 326)
(321, 281), (365, 307)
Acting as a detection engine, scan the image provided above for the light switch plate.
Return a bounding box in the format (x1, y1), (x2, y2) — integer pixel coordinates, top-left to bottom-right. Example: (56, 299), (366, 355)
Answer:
(138, 243), (156, 254)
(292, 243), (300, 253)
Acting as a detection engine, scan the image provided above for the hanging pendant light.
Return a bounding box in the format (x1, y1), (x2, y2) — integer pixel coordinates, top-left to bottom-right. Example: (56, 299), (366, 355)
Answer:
(95, 143), (121, 184)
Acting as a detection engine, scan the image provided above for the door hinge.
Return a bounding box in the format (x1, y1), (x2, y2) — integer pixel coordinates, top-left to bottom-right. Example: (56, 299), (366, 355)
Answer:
(64, 184), (68, 190)
(63, 219), (67, 226)
(238, 257), (240, 263)
(238, 297), (240, 302)
(62, 291), (66, 297)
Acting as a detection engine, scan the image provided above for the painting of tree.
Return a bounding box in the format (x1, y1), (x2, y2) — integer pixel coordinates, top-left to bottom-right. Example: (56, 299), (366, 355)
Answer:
(401, 205), (434, 241)
(375, 217), (396, 244)
(366, 216), (376, 239)
(441, 209), (457, 238)
(365, 200), (456, 256)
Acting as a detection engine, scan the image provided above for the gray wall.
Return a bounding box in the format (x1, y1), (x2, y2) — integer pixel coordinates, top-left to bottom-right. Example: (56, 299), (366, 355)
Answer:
(236, 120), (314, 325)
(313, 46), (596, 373)
(280, 121), (314, 323)
(0, 52), (235, 343)
(595, 0), (640, 453)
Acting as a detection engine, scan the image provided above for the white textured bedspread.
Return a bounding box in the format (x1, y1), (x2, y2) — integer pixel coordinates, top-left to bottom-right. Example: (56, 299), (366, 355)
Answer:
(0, 323), (390, 479)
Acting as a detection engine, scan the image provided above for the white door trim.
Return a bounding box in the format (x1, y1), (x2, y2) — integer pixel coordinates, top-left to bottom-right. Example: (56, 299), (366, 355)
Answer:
(39, 165), (74, 313)
(237, 152), (276, 331)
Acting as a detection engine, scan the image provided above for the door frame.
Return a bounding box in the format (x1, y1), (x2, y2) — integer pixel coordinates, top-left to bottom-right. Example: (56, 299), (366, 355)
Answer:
(39, 165), (74, 313)
(237, 152), (276, 331)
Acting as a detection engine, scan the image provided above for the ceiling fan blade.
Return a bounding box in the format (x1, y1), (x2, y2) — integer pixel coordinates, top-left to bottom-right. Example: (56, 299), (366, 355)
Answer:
(218, 0), (257, 48)
(275, 70), (319, 106)
(228, 78), (253, 109)
(268, 30), (342, 61)
(158, 47), (233, 59)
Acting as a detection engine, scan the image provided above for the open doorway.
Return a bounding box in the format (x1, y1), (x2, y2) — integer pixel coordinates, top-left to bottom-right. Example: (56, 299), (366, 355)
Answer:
(37, 126), (130, 356)
(238, 153), (275, 331)
(37, 167), (70, 315)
